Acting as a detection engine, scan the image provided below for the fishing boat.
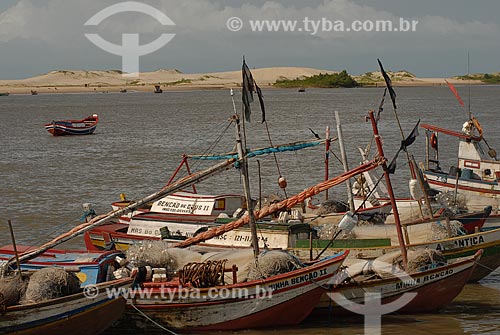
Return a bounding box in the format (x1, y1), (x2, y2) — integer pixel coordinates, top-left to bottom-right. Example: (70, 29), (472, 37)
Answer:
(312, 110), (481, 315)
(0, 92), (9, 96)
(317, 250), (481, 315)
(154, 85), (163, 93)
(0, 245), (123, 286)
(421, 119), (500, 214)
(122, 250), (348, 331)
(44, 114), (98, 136)
(0, 276), (132, 335)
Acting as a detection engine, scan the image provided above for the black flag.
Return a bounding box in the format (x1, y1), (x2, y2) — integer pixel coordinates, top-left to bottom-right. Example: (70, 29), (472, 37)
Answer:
(377, 59), (397, 109)
(401, 120), (420, 151)
(387, 151), (399, 174)
(242, 58), (255, 122)
(387, 120), (420, 174)
(255, 83), (266, 123)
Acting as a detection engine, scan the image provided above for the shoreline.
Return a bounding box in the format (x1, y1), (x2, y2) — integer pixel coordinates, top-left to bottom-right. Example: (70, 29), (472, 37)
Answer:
(0, 81), (488, 96)
(0, 66), (490, 95)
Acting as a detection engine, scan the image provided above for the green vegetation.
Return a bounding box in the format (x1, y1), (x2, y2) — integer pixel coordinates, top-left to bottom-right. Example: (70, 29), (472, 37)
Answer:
(274, 70), (358, 88)
(457, 73), (500, 84)
(166, 78), (192, 86)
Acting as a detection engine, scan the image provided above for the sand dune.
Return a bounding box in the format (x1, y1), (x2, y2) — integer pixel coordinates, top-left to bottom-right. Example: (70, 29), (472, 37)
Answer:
(0, 67), (480, 95)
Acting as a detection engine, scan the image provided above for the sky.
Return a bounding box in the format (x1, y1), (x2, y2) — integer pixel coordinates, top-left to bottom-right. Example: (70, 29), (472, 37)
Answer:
(0, 0), (499, 79)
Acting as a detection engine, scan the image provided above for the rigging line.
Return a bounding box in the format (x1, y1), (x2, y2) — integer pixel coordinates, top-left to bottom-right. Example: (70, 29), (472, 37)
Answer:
(129, 302), (180, 335)
(176, 119), (235, 180)
(352, 173), (385, 216)
(329, 149), (343, 165)
(263, 120), (287, 198)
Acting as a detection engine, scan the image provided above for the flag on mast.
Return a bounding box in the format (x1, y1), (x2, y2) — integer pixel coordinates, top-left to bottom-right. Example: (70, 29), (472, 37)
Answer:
(377, 59), (397, 109)
(242, 58), (255, 122)
(445, 80), (465, 107)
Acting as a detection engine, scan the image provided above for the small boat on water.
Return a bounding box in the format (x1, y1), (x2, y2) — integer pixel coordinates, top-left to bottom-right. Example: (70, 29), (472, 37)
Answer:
(154, 85), (163, 93)
(0, 92), (9, 96)
(298, 87), (306, 92)
(31, 90), (38, 95)
(44, 114), (98, 136)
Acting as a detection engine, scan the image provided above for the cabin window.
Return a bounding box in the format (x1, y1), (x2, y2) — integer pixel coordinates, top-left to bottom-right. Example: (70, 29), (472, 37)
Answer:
(215, 199), (225, 210)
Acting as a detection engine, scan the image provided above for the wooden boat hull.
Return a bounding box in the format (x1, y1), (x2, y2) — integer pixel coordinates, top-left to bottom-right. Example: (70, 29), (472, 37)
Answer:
(314, 252), (479, 315)
(121, 251), (348, 330)
(0, 278), (131, 335)
(425, 171), (500, 211)
(44, 114), (98, 136)
(292, 227), (500, 282)
(0, 245), (122, 286)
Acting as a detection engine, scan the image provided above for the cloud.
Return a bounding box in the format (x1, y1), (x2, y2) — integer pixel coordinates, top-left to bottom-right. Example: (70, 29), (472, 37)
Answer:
(0, 0), (499, 78)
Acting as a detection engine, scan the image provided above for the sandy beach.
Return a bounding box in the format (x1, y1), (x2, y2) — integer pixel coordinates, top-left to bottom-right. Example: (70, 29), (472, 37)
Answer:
(0, 67), (483, 95)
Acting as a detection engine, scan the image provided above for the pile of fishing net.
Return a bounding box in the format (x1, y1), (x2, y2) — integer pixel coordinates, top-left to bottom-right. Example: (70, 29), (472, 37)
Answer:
(247, 250), (304, 280)
(343, 249), (447, 279)
(436, 191), (467, 210)
(428, 220), (466, 241)
(21, 267), (81, 304)
(316, 199), (348, 215)
(0, 275), (27, 308)
(126, 240), (202, 270)
(389, 249), (447, 273)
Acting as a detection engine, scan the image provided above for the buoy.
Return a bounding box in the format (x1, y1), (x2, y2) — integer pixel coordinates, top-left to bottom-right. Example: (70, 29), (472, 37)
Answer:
(278, 176), (287, 189)
(120, 193), (127, 201)
(430, 133), (438, 150)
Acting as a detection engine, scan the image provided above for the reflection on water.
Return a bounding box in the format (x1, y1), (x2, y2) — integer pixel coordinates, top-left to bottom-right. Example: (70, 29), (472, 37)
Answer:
(1, 87), (500, 334)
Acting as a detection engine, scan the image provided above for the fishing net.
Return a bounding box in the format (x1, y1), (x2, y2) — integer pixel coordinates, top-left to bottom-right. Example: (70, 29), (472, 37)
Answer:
(247, 250), (304, 280)
(0, 275), (27, 308)
(429, 220), (465, 241)
(126, 240), (202, 271)
(316, 199), (349, 215)
(21, 267), (81, 304)
(436, 191), (467, 210)
(393, 249), (447, 273)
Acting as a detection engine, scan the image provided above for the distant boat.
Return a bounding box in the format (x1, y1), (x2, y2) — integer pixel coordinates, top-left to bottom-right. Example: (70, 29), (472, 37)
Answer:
(120, 89), (127, 93)
(0, 92), (9, 96)
(154, 85), (163, 93)
(44, 114), (98, 136)
(31, 90), (38, 95)
(298, 87), (306, 92)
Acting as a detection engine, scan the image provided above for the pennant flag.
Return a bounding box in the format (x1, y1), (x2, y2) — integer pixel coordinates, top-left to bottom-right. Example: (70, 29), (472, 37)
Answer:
(242, 58), (255, 122)
(377, 59), (397, 109)
(255, 83), (266, 123)
(401, 120), (420, 151)
(387, 151), (399, 174)
(386, 120), (420, 174)
(308, 128), (321, 140)
(445, 80), (465, 107)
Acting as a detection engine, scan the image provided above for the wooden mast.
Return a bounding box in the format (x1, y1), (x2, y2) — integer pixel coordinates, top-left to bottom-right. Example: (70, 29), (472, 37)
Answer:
(368, 110), (408, 269)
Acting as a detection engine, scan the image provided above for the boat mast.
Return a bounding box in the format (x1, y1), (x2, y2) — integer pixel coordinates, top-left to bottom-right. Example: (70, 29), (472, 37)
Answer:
(335, 111), (355, 211)
(368, 110), (408, 269)
(231, 89), (260, 259)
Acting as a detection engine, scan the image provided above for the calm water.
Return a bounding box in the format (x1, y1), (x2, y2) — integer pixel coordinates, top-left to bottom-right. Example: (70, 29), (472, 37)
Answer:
(1, 87), (499, 334)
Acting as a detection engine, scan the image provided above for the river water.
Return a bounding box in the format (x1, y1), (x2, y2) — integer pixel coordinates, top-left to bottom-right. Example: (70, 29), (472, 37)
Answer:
(1, 86), (499, 334)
